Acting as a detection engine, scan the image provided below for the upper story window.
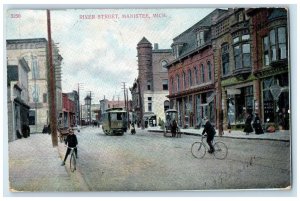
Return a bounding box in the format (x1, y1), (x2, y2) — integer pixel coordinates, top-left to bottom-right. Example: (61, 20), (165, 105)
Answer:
(196, 31), (205, 47)
(171, 77), (174, 94)
(233, 31), (251, 69)
(162, 79), (168, 90)
(207, 61), (212, 81)
(188, 69), (193, 87)
(221, 43), (230, 76)
(183, 72), (187, 89)
(194, 66), (199, 85)
(201, 64), (205, 83)
(176, 74), (180, 92)
(32, 58), (40, 79)
(161, 60), (168, 72)
(147, 80), (152, 90)
(264, 27), (287, 64)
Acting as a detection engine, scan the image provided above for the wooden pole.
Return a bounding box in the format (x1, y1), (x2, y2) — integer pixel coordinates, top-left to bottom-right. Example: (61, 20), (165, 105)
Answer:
(47, 9), (58, 146)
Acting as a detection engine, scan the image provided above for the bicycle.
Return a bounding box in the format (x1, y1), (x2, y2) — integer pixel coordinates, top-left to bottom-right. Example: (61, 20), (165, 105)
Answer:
(191, 134), (228, 160)
(68, 146), (77, 172)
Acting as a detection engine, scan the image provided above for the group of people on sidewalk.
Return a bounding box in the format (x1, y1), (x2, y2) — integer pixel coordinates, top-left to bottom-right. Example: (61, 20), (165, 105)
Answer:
(243, 112), (264, 135)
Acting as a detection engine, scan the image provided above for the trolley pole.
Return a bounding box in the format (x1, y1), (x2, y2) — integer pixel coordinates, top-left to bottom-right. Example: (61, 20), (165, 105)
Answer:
(47, 9), (58, 147)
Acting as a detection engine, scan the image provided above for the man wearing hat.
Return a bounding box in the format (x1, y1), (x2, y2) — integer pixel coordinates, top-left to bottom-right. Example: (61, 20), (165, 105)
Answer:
(202, 116), (216, 153)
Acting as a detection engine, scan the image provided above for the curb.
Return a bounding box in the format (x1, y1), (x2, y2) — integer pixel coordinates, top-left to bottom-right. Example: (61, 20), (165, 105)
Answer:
(148, 130), (290, 142)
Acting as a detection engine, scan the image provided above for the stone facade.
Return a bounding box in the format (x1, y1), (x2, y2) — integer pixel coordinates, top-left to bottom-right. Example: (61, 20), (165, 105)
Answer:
(133, 38), (173, 127)
(6, 38), (63, 133)
(7, 58), (31, 142)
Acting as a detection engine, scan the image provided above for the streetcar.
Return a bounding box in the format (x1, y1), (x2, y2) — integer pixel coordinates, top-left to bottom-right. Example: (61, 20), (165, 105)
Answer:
(102, 107), (127, 135)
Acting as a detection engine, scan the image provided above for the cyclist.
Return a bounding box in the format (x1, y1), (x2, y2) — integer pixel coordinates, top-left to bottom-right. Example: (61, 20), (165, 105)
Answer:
(61, 129), (78, 166)
(201, 117), (216, 153)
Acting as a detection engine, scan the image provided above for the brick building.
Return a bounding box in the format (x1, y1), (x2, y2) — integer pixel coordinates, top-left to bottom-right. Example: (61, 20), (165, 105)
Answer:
(247, 8), (289, 129)
(167, 9), (227, 128)
(132, 37), (173, 128)
(61, 93), (75, 128)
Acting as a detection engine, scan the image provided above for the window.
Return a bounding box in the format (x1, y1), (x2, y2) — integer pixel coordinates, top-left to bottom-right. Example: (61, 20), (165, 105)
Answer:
(161, 60), (168, 72)
(32, 58), (39, 79)
(207, 61), (212, 81)
(242, 44), (251, 67)
(188, 69), (193, 87)
(43, 93), (47, 103)
(148, 97), (152, 101)
(176, 75), (180, 92)
(278, 27), (287, 59)
(234, 43), (251, 69)
(164, 100), (170, 111)
(196, 31), (205, 47)
(183, 72), (186, 89)
(162, 79), (168, 90)
(171, 77), (174, 93)
(263, 36), (270, 66)
(201, 64), (205, 83)
(148, 103), (152, 112)
(263, 27), (287, 65)
(222, 44), (230, 75)
(173, 45), (179, 59)
(147, 80), (152, 90)
(194, 66), (198, 85)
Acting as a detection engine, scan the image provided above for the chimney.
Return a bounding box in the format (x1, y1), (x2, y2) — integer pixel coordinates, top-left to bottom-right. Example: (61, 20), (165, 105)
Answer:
(154, 43), (159, 50)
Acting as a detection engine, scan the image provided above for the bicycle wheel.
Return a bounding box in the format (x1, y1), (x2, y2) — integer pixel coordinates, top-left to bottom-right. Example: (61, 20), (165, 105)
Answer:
(191, 142), (206, 159)
(70, 152), (76, 172)
(213, 141), (228, 160)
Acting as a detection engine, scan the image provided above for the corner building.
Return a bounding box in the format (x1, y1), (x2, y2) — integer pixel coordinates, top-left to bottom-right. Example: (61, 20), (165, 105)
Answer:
(167, 9), (227, 128)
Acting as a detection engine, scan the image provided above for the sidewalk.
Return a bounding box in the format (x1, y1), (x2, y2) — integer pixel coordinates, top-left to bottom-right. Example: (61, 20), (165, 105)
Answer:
(146, 126), (291, 142)
(8, 134), (83, 192)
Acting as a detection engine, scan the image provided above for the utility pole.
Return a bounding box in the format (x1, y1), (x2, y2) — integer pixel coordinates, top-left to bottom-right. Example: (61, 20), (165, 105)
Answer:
(47, 9), (58, 147)
(122, 82), (129, 128)
(217, 47), (223, 136)
(137, 78), (144, 129)
(77, 83), (84, 126)
(126, 88), (130, 129)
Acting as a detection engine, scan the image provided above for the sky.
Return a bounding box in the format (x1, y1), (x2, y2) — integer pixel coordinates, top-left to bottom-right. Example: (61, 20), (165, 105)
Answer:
(5, 7), (215, 104)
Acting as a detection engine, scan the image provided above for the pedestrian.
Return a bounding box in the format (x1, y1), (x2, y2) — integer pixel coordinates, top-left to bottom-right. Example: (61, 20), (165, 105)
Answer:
(171, 119), (177, 137)
(201, 117), (216, 153)
(244, 112), (253, 135)
(227, 121), (231, 133)
(61, 129), (78, 166)
(252, 113), (264, 135)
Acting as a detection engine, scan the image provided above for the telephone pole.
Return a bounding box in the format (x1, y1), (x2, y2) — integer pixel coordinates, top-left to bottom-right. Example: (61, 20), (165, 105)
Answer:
(47, 9), (58, 147)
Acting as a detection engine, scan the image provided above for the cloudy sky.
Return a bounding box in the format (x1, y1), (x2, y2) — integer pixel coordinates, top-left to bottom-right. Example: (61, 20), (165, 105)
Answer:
(6, 8), (215, 104)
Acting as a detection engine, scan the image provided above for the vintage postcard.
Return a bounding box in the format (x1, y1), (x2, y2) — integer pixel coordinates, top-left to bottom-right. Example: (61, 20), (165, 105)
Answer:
(4, 6), (293, 194)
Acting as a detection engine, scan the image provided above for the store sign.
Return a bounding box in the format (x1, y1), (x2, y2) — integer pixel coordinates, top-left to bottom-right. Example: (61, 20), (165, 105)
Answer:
(227, 88), (241, 95)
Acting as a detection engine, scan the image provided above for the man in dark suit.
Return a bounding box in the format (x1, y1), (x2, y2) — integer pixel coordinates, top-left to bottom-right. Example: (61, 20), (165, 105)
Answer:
(202, 117), (216, 153)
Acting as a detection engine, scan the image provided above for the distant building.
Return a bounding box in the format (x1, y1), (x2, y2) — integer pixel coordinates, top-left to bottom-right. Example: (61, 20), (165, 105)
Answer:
(6, 38), (63, 133)
(132, 38), (173, 128)
(61, 93), (75, 128)
(7, 58), (31, 141)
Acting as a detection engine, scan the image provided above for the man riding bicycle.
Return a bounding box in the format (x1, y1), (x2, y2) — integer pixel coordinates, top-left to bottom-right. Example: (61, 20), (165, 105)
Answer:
(202, 117), (216, 153)
(61, 129), (78, 166)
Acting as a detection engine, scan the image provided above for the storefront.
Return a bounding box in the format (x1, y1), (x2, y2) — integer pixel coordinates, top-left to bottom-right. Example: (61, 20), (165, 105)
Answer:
(261, 73), (289, 129)
(226, 85), (254, 125)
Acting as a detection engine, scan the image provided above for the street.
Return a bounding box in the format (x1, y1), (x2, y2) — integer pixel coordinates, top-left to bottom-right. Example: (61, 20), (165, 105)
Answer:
(61, 126), (291, 191)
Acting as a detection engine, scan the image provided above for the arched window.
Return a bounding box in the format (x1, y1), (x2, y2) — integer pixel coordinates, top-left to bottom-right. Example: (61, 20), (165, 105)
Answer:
(164, 100), (170, 111)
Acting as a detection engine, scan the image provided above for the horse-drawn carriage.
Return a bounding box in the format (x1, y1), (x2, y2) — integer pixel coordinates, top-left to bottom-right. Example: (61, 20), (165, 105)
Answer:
(164, 109), (181, 138)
